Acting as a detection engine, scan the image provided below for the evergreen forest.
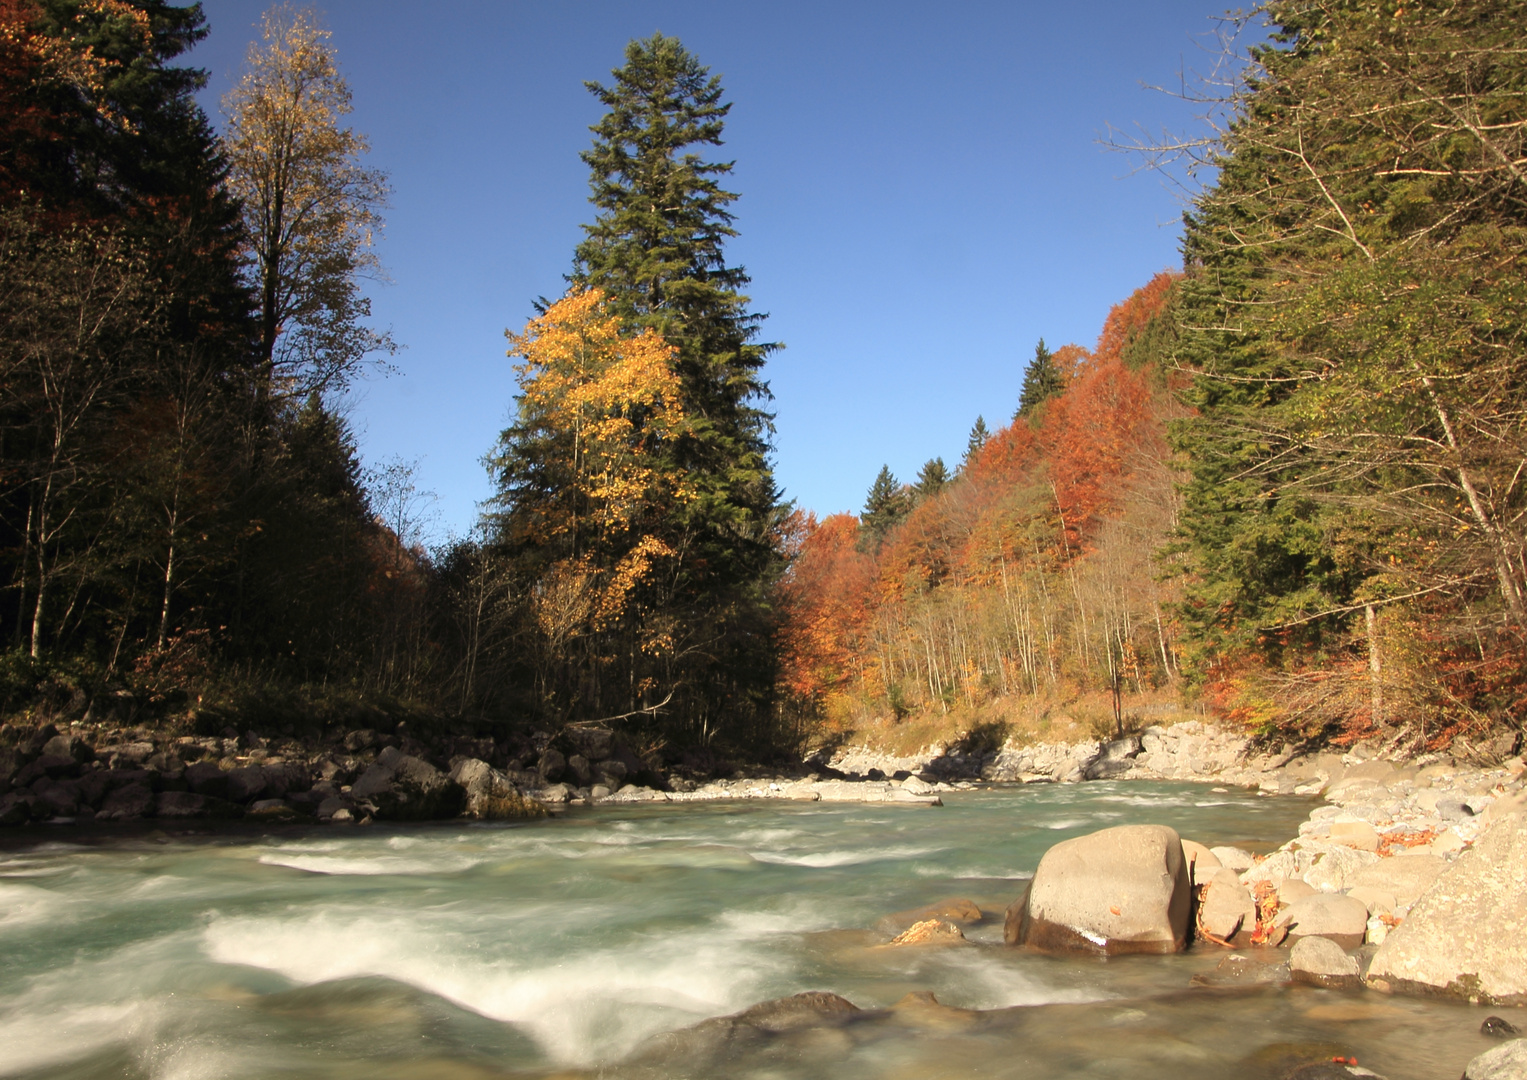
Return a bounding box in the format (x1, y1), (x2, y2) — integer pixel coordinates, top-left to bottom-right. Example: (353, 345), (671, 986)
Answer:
(1, 0), (1523, 764)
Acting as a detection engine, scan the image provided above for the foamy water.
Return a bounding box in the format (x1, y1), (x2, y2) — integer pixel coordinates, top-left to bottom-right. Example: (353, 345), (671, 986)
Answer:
(0, 782), (1491, 1079)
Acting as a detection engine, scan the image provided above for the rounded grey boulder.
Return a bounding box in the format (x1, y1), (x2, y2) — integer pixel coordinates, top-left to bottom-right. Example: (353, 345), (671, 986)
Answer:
(1005, 824), (1191, 955)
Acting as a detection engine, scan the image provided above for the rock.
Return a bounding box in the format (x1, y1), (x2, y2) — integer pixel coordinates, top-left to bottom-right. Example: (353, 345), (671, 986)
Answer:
(1005, 824), (1192, 955)
(1304, 845), (1380, 893)
(226, 766), (267, 803)
(260, 762), (311, 798)
(155, 791), (241, 819)
(888, 990), (980, 1031)
(565, 753), (592, 786)
(1190, 952), (1290, 987)
(1290, 936), (1362, 990)
(0, 792), (32, 825)
(538, 746), (566, 783)
(1346, 854), (1445, 909)
(1462, 1040), (1527, 1080)
(350, 754), (466, 821)
(563, 724), (614, 761)
(900, 775), (936, 795)
(1200, 867), (1258, 944)
(1329, 821), (1380, 851)
(1181, 839), (1223, 885)
(41, 733), (93, 764)
(1366, 809), (1527, 1005)
(1211, 846), (1256, 872)
(183, 761), (229, 799)
(1345, 886), (1396, 916)
(32, 780), (78, 817)
(247, 798), (299, 820)
(537, 782), (574, 804)
(98, 781), (154, 820)
(878, 897), (982, 936)
(1277, 894), (1370, 950)
(885, 918), (967, 946)
(632, 991), (861, 1069)
(342, 729), (376, 752)
(1482, 1017), (1521, 1038)
(1279, 879), (1317, 905)
(1284, 1062), (1388, 1080)
(1084, 736), (1142, 779)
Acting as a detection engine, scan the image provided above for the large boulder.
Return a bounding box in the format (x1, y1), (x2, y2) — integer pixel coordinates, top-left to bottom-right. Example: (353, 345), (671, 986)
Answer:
(1463, 1040), (1527, 1080)
(447, 758), (544, 820)
(1366, 808), (1527, 1005)
(1004, 824), (1192, 955)
(1346, 854), (1445, 909)
(351, 749), (466, 821)
(632, 992), (861, 1071)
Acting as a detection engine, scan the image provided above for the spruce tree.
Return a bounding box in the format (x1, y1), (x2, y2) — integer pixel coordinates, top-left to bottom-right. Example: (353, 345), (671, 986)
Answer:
(514, 34), (782, 743)
(861, 466), (911, 547)
(1016, 338), (1063, 419)
(914, 458), (948, 502)
(962, 416), (990, 469)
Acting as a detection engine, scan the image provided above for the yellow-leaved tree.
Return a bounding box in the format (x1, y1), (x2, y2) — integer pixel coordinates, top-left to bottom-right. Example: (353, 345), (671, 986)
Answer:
(221, 3), (392, 395)
(491, 288), (694, 716)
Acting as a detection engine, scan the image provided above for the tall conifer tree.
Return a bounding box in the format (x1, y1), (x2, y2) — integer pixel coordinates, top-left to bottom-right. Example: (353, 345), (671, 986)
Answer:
(494, 34), (783, 744)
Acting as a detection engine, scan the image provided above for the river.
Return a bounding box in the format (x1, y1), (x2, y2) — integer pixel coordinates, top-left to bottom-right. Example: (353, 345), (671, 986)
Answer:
(0, 781), (1494, 1078)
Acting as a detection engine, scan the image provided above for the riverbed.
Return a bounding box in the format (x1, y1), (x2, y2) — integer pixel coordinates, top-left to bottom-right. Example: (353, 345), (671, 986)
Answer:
(0, 781), (1496, 1079)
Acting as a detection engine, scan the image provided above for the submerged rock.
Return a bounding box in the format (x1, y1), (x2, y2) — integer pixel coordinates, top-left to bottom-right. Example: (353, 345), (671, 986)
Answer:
(884, 918), (966, 946)
(631, 991), (863, 1070)
(1366, 807), (1527, 1005)
(1005, 823), (1192, 955)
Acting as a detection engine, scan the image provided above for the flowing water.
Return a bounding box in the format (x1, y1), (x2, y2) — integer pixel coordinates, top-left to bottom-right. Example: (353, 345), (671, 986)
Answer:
(0, 781), (1494, 1079)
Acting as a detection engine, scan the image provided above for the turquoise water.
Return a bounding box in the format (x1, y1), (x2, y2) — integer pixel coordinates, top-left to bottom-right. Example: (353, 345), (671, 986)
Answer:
(0, 781), (1493, 1079)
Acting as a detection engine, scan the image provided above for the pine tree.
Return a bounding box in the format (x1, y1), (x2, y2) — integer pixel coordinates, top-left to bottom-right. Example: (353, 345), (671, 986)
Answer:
(861, 466), (911, 546)
(1016, 338), (1063, 419)
(961, 416), (989, 470)
(914, 458), (948, 502)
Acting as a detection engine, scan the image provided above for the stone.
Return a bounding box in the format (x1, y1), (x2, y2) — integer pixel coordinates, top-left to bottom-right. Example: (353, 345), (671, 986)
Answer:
(98, 781), (154, 819)
(1345, 887), (1396, 916)
(350, 754), (465, 821)
(1304, 845), (1381, 893)
(183, 761), (229, 799)
(1211, 846), (1256, 872)
(1277, 894), (1370, 950)
(1462, 1040), (1527, 1080)
(342, 729), (377, 752)
(1181, 839), (1223, 885)
(878, 897), (982, 936)
(1290, 935), (1362, 990)
(260, 762), (311, 798)
(1005, 824), (1192, 955)
(0, 793), (31, 826)
(1200, 867), (1257, 945)
(1346, 854), (1445, 909)
(1366, 809), (1527, 1005)
(885, 918), (967, 946)
(1284, 1063), (1389, 1080)
(900, 775), (936, 795)
(155, 791), (241, 819)
(565, 753), (592, 786)
(41, 733), (93, 763)
(1189, 952), (1290, 987)
(537, 746), (566, 783)
(1481, 1017), (1521, 1039)
(247, 798), (298, 819)
(1329, 821), (1380, 851)
(1278, 878), (1317, 905)
(631, 991), (861, 1069)
(226, 766), (267, 803)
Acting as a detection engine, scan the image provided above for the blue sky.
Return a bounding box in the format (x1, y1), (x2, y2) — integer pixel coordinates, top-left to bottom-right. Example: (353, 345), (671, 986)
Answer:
(193, 0), (1239, 538)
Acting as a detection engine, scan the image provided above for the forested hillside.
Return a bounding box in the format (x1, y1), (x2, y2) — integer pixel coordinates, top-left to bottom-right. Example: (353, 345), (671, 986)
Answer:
(777, 0), (1526, 757)
(776, 273), (1189, 747)
(2, 0), (1521, 765)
